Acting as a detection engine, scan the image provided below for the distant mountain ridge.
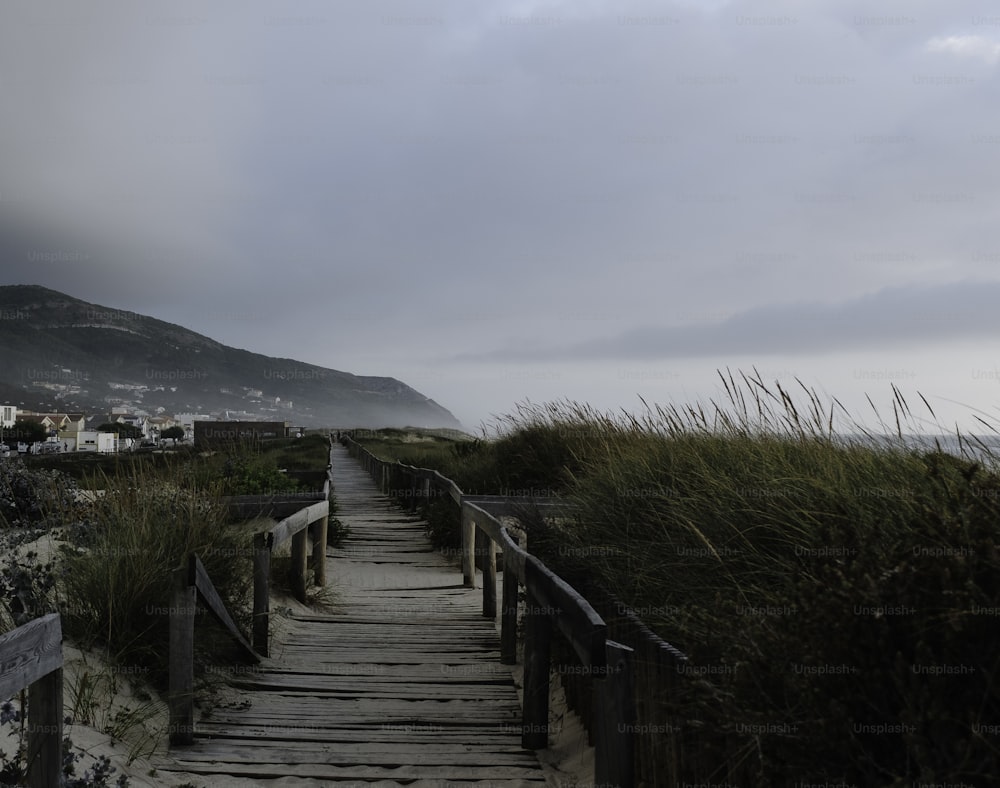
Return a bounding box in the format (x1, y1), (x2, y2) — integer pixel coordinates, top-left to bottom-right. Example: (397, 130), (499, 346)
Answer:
(0, 285), (461, 429)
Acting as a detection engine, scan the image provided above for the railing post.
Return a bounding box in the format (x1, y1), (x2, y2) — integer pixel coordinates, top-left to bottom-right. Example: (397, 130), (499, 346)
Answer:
(461, 505), (476, 588)
(594, 640), (636, 788)
(291, 527), (308, 603)
(483, 532), (497, 619)
(500, 535), (519, 665)
(312, 514), (328, 587)
(522, 585), (552, 749)
(168, 563), (196, 745)
(252, 533), (271, 657)
(26, 666), (62, 788)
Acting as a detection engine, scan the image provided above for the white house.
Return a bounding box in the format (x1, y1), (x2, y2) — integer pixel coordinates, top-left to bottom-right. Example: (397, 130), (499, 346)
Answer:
(1, 405), (17, 429)
(76, 431), (119, 454)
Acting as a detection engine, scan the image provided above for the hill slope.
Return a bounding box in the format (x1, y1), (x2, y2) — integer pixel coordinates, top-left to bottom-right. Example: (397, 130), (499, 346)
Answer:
(0, 285), (461, 428)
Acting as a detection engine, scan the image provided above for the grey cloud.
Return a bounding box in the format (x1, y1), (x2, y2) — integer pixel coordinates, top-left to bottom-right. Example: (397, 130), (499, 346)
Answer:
(456, 281), (1000, 361)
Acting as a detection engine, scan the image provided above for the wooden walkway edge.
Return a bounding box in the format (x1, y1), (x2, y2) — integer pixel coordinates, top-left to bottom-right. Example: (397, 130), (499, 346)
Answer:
(156, 443), (550, 786)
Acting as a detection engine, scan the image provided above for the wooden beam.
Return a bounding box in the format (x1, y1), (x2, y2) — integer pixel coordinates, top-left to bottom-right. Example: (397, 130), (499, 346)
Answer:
(521, 586), (552, 750)
(525, 555), (606, 671)
(312, 516), (328, 586)
(461, 506), (476, 588)
(190, 554), (260, 663)
(270, 500), (330, 549)
(26, 665), (62, 788)
(252, 533), (271, 657)
(291, 527), (309, 603)
(168, 566), (197, 745)
(594, 640), (636, 788)
(0, 612), (62, 700)
(482, 531), (497, 620)
(500, 541), (519, 665)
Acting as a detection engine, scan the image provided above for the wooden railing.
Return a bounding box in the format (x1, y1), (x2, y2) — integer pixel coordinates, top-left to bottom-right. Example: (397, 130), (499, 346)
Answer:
(169, 554), (261, 745)
(0, 613), (63, 787)
(170, 444), (336, 743)
(252, 497), (329, 655)
(341, 435), (649, 787)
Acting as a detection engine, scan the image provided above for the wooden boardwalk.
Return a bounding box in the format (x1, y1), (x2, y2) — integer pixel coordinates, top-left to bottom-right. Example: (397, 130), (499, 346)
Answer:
(158, 444), (549, 786)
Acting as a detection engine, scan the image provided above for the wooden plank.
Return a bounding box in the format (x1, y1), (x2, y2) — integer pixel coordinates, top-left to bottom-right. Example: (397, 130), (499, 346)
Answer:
(525, 554), (606, 671)
(312, 515), (328, 585)
(521, 586), (552, 750)
(190, 554), (259, 662)
(252, 532), (270, 657)
(172, 745), (541, 766)
(290, 527), (308, 602)
(270, 500), (329, 549)
(461, 506), (476, 587)
(0, 612), (62, 700)
(26, 664), (62, 788)
(164, 761), (548, 780)
(168, 568), (196, 745)
(594, 639), (636, 788)
(482, 531), (498, 619)
(501, 551), (519, 664)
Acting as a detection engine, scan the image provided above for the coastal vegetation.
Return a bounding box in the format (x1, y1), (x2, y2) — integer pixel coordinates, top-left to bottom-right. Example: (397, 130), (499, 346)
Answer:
(354, 372), (1000, 785)
(0, 434), (333, 782)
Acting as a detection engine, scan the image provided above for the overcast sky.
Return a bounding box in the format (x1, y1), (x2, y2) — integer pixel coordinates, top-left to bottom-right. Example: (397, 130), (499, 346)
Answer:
(3, 0), (1000, 433)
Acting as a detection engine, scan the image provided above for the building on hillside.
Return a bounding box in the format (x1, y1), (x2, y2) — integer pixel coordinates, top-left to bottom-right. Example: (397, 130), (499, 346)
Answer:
(1, 405), (17, 429)
(194, 420), (290, 448)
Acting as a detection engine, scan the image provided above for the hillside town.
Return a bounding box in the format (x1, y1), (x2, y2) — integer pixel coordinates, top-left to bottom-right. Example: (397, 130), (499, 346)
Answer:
(0, 403), (302, 456)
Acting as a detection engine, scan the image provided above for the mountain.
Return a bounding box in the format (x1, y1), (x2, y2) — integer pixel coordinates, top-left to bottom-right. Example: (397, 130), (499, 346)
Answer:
(0, 285), (462, 429)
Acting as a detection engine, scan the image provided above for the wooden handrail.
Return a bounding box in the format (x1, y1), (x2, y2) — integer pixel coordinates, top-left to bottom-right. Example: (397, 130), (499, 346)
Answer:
(171, 441), (337, 743)
(0, 613), (64, 788)
(341, 434), (639, 787)
(169, 553), (262, 746)
(252, 448), (334, 655)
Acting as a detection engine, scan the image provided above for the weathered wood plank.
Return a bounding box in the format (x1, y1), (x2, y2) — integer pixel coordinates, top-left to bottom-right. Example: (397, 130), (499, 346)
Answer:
(190, 554), (259, 662)
(26, 664), (62, 788)
(269, 499), (329, 549)
(168, 569), (196, 746)
(0, 612), (62, 700)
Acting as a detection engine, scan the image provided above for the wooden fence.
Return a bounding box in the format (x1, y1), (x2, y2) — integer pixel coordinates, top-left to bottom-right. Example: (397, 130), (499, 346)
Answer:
(169, 445), (335, 743)
(341, 435), (675, 788)
(0, 613), (63, 788)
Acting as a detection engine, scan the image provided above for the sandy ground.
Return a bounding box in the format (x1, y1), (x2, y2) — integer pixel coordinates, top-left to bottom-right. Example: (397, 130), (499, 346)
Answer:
(4, 526), (597, 787)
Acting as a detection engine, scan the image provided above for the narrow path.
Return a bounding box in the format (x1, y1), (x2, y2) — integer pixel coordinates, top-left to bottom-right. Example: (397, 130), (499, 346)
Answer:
(157, 443), (549, 786)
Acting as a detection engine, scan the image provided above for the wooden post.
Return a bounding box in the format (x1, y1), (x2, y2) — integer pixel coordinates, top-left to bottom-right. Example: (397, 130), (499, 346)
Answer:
(462, 508), (476, 588)
(500, 541), (519, 665)
(26, 665), (62, 788)
(291, 527), (309, 603)
(312, 515), (328, 587)
(168, 565), (196, 745)
(252, 533), (271, 657)
(594, 640), (636, 788)
(522, 587), (552, 749)
(482, 532), (497, 619)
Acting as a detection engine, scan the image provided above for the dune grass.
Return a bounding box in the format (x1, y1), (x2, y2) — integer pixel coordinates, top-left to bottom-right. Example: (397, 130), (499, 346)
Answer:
(358, 370), (1000, 785)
